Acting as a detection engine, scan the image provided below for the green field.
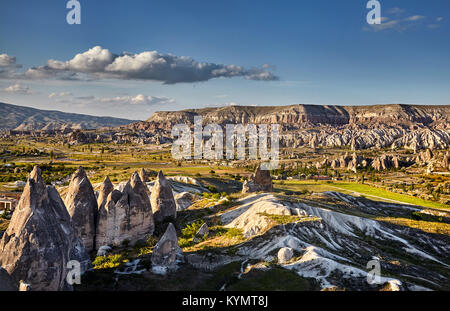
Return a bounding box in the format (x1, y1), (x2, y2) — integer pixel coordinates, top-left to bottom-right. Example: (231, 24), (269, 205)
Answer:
(275, 180), (450, 211)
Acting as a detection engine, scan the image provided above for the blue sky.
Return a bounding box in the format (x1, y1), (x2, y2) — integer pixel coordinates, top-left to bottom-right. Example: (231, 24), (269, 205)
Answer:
(0, 0), (449, 120)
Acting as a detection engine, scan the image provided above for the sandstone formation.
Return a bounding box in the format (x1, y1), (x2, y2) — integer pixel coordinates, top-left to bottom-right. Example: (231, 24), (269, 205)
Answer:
(278, 247), (294, 264)
(97, 176), (114, 211)
(64, 167), (98, 252)
(242, 166), (273, 193)
(443, 151), (450, 169)
(96, 173), (154, 248)
(0, 267), (16, 291)
(126, 104), (450, 151)
(151, 171), (177, 223)
(151, 223), (183, 273)
(0, 166), (91, 291)
(417, 149), (434, 165)
(174, 192), (199, 211)
(139, 168), (157, 183)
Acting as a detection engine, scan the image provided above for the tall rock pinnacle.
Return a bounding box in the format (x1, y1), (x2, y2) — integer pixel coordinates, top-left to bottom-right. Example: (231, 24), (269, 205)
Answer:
(150, 171), (177, 224)
(0, 166), (91, 291)
(64, 167), (98, 252)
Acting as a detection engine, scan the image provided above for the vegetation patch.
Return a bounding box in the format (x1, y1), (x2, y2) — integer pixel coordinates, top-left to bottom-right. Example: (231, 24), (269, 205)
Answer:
(375, 217), (450, 235)
(258, 212), (322, 225)
(92, 254), (128, 270)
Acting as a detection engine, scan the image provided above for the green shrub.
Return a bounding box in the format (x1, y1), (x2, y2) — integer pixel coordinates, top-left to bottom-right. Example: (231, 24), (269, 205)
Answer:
(92, 254), (128, 269)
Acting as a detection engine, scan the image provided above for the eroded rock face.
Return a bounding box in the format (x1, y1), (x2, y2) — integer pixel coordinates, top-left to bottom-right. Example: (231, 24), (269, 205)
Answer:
(174, 192), (199, 211)
(97, 176), (114, 211)
(139, 168), (157, 183)
(242, 166), (273, 193)
(443, 151), (450, 169)
(0, 267), (16, 291)
(151, 171), (177, 223)
(151, 223), (183, 272)
(0, 166), (91, 291)
(64, 167), (98, 252)
(96, 173), (154, 248)
(278, 247), (294, 264)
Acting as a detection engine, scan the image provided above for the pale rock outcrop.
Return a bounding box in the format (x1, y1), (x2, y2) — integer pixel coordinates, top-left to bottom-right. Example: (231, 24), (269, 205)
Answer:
(64, 167), (98, 252)
(372, 155), (393, 171)
(151, 223), (183, 273)
(96, 245), (112, 257)
(0, 267), (16, 291)
(174, 192), (200, 211)
(222, 194), (291, 237)
(193, 223), (209, 243)
(278, 247), (294, 264)
(139, 168), (157, 183)
(242, 166), (273, 194)
(0, 166), (91, 291)
(418, 149), (434, 164)
(443, 151), (450, 170)
(97, 176), (114, 211)
(96, 173), (154, 248)
(151, 171), (177, 223)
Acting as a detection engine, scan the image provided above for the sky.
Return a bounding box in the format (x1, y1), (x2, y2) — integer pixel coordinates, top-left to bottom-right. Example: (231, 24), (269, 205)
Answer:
(0, 0), (449, 120)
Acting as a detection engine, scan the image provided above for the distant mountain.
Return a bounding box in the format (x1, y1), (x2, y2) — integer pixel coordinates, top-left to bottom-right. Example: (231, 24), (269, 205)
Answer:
(127, 104), (450, 131)
(0, 102), (136, 131)
(124, 104), (450, 150)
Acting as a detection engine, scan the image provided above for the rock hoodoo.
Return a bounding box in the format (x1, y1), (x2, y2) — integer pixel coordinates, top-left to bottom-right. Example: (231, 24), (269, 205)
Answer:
(64, 167), (98, 252)
(139, 167), (157, 183)
(174, 192), (200, 211)
(151, 223), (183, 273)
(96, 172), (154, 248)
(242, 165), (273, 193)
(97, 176), (114, 211)
(278, 247), (294, 264)
(151, 171), (177, 224)
(0, 166), (91, 291)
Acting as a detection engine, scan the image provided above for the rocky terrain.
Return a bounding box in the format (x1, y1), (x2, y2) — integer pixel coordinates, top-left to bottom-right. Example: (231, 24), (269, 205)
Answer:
(0, 167), (91, 290)
(0, 102), (135, 131)
(125, 104), (450, 151)
(0, 164), (448, 291)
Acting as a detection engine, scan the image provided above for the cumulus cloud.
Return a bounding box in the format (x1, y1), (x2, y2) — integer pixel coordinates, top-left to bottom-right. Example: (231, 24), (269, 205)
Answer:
(25, 46), (278, 84)
(3, 83), (32, 95)
(0, 54), (17, 67)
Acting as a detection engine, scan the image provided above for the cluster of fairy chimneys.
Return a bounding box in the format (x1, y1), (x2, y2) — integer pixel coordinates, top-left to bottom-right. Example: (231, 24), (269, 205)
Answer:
(0, 166), (179, 291)
(65, 167), (178, 253)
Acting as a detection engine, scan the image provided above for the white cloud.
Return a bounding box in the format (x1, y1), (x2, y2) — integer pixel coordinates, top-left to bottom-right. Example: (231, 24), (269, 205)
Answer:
(3, 83), (32, 95)
(49, 92), (72, 98)
(436, 17), (444, 22)
(25, 46), (278, 84)
(366, 8), (435, 32)
(97, 94), (175, 106)
(53, 93), (175, 108)
(404, 15), (425, 22)
(387, 8), (405, 15)
(0, 54), (16, 67)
